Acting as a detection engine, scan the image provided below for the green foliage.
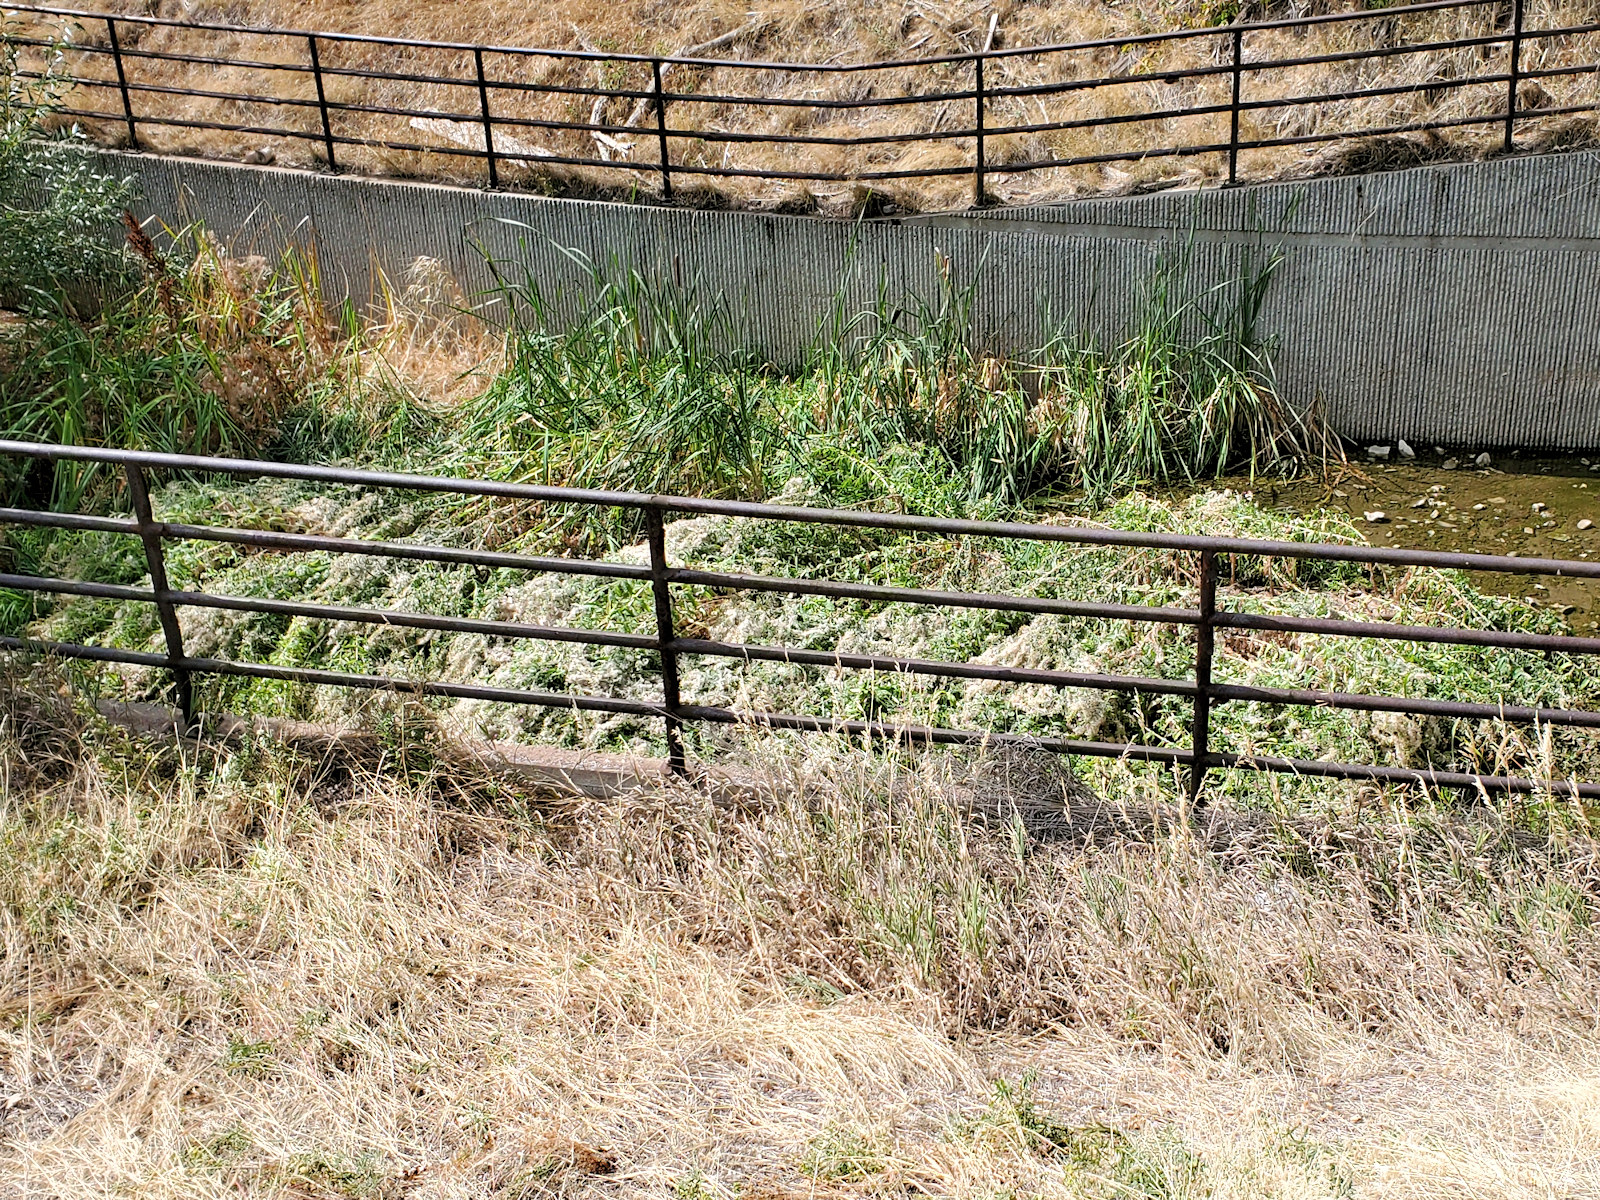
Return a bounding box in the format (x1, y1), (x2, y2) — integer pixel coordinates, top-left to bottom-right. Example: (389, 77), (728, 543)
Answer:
(223, 1035), (276, 1077)
(462, 242), (1317, 528)
(181, 1125), (253, 1171)
(0, 21), (133, 305)
(281, 1149), (387, 1198)
(958, 1071), (1116, 1162)
(800, 1123), (888, 1182)
(672, 1168), (716, 1199)
(1, 224), (358, 508)
(958, 1073), (1209, 1197)
(1026, 255), (1313, 502)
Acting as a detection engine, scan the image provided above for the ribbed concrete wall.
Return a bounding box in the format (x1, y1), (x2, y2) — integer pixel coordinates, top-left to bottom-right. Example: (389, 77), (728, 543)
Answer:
(96, 148), (1600, 448)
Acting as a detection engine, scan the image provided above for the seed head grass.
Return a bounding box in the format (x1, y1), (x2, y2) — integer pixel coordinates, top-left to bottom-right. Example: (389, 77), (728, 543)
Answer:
(2, 673), (1598, 1196)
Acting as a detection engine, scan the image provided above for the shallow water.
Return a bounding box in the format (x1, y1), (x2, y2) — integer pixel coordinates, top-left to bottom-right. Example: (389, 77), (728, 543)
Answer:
(1239, 449), (1600, 631)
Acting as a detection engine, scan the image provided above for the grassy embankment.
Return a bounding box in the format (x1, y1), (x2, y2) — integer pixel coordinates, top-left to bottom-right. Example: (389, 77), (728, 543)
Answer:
(9, 0), (1600, 209)
(2, 90), (1600, 1198)
(2, 672), (1598, 1197)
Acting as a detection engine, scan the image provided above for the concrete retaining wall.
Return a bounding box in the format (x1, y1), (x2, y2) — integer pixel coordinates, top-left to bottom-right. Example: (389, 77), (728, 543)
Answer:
(97, 148), (1600, 448)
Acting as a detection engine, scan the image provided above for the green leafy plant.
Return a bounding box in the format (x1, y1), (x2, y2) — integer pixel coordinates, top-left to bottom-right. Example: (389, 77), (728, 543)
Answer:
(0, 19), (133, 307)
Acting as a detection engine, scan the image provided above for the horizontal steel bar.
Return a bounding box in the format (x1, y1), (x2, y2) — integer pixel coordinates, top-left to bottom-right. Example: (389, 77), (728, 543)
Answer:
(113, 77), (324, 108)
(1522, 20), (1600, 40)
(1518, 62), (1600, 82)
(685, 705), (1597, 797)
(977, 103), (1233, 143)
(656, 495), (1600, 579)
(981, 32), (1508, 106)
(1215, 610), (1600, 655)
(0, 572), (152, 602)
(1235, 71), (1512, 116)
(669, 567), (1201, 624)
(0, 442), (657, 506)
(1230, 108), (1510, 154)
(175, 658), (666, 714)
(158, 521), (653, 581)
(49, 106), (327, 142)
(6, 443), (1600, 579)
(79, 42), (314, 75)
(679, 703), (1194, 763)
(0, 633), (170, 668)
(1232, 31), (1513, 77)
(680, 705), (1600, 797)
(674, 96), (1226, 153)
(978, 109), (1509, 178)
(613, 157), (975, 184)
(973, 138), (1235, 177)
(1211, 681), (1600, 729)
(324, 98), (644, 135)
(672, 637), (1197, 695)
(169, 590), (656, 649)
(1210, 749), (1600, 800)
(0, 506), (140, 534)
(3, 631), (1592, 797)
(0, 0), (1508, 72)
(311, 61), (499, 90)
(16, 70), (323, 112)
(652, 87), (972, 112)
(0, 633), (667, 715)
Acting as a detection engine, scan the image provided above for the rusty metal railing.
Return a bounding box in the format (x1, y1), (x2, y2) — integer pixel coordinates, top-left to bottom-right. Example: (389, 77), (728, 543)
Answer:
(2, 439), (1599, 801)
(3, 1), (1598, 205)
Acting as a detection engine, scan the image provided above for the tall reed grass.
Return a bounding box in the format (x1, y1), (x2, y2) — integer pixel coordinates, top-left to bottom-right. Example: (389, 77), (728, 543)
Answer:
(468, 242), (1327, 518)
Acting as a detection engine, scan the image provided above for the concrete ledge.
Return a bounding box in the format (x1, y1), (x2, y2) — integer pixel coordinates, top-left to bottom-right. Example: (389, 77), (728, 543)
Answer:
(94, 700), (770, 804)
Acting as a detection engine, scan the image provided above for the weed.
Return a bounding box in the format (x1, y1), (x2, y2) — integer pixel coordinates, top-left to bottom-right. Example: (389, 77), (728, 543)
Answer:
(222, 1035), (276, 1077)
(800, 1123), (888, 1183)
(673, 1168), (716, 1199)
(959, 1072), (1125, 1166)
(0, 20), (133, 306)
(181, 1125), (252, 1171)
(281, 1150), (388, 1198)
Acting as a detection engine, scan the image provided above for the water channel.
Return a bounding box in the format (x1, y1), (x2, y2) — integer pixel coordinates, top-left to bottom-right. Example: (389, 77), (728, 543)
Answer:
(1242, 449), (1600, 631)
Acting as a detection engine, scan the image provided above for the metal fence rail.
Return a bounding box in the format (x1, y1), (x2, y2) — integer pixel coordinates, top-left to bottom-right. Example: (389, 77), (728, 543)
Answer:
(3, 0), (1598, 203)
(3, 439), (1599, 801)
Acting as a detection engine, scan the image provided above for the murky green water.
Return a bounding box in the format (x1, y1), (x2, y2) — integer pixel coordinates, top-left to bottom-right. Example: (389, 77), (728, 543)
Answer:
(1237, 450), (1600, 630)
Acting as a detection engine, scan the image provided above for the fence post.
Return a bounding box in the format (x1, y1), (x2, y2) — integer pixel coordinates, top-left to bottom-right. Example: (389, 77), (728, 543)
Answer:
(972, 53), (987, 207)
(105, 17), (139, 150)
(1188, 549), (1218, 809)
(645, 504), (688, 775)
(1227, 24), (1242, 185)
(652, 58), (673, 199)
(475, 48), (499, 188)
(125, 465), (194, 728)
(1505, 0), (1524, 153)
(308, 36), (337, 171)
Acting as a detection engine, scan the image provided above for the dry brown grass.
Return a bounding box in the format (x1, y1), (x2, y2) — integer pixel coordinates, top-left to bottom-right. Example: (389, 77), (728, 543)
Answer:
(4, 664), (1600, 1197)
(9, 0), (1599, 211)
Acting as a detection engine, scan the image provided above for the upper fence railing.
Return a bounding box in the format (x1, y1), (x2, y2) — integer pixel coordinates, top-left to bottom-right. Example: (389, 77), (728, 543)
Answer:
(2, 439), (1599, 803)
(2, 1), (1598, 206)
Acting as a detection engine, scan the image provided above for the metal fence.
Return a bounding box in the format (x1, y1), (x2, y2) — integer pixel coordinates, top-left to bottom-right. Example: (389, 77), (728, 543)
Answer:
(3, 439), (1599, 802)
(2, 0), (1598, 204)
